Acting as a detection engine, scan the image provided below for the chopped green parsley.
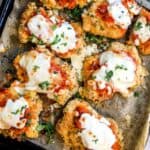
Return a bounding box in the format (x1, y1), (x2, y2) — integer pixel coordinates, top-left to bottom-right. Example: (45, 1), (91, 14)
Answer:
(39, 81), (50, 90)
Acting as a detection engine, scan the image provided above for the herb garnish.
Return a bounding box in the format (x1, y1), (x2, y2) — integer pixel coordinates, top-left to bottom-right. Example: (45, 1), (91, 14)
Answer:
(51, 24), (57, 31)
(93, 139), (99, 144)
(38, 39), (44, 45)
(26, 119), (31, 127)
(134, 22), (142, 31)
(134, 91), (140, 97)
(39, 81), (50, 90)
(37, 122), (55, 143)
(11, 105), (27, 115)
(61, 42), (67, 46)
(105, 70), (113, 81)
(33, 65), (40, 71)
(64, 6), (84, 21)
(92, 75), (96, 80)
(85, 33), (112, 51)
(115, 65), (127, 70)
(51, 35), (61, 45)
(29, 34), (44, 45)
(61, 32), (64, 38)
(74, 92), (82, 99)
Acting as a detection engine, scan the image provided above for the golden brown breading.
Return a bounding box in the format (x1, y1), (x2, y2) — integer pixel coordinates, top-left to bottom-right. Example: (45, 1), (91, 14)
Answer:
(129, 8), (150, 55)
(80, 42), (148, 102)
(18, 2), (37, 44)
(0, 87), (42, 139)
(14, 48), (79, 105)
(56, 99), (123, 150)
(39, 0), (92, 9)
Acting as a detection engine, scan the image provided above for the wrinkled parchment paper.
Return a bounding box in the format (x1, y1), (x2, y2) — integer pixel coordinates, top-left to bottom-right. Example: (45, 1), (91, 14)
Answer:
(0, 0), (150, 150)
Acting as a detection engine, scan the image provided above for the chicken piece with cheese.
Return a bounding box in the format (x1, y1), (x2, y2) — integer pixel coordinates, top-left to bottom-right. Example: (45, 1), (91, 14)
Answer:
(56, 99), (123, 150)
(0, 87), (42, 139)
(39, 0), (93, 9)
(82, 0), (141, 39)
(80, 42), (147, 102)
(14, 48), (78, 105)
(18, 2), (84, 58)
(129, 9), (150, 55)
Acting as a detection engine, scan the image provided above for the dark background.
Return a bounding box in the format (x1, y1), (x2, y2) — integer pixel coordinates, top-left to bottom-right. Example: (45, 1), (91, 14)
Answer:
(0, 135), (44, 150)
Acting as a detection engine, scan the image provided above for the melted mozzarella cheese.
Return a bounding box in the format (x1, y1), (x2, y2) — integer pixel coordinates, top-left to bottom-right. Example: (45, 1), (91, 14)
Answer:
(50, 22), (77, 53)
(28, 14), (77, 53)
(19, 52), (51, 91)
(108, 0), (131, 29)
(107, 0), (120, 4)
(27, 14), (53, 43)
(133, 16), (150, 45)
(0, 97), (28, 129)
(127, 1), (141, 15)
(14, 86), (25, 95)
(93, 51), (136, 94)
(79, 113), (116, 150)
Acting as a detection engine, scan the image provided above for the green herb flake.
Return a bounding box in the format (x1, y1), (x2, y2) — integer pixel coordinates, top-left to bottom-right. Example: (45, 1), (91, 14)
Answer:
(51, 24), (57, 31)
(92, 75), (96, 80)
(134, 22), (143, 31)
(11, 105), (27, 115)
(61, 32), (65, 38)
(26, 119), (31, 127)
(64, 6), (84, 22)
(61, 42), (67, 46)
(33, 65), (40, 71)
(36, 122), (55, 143)
(115, 65), (127, 70)
(54, 95), (59, 101)
(85, 33), (112, 51)
(51, 35), (61, 45)
(29, 34), (37, 42)
(38, 81), (50, 90)
(105, 70), (113, 81)
(92, 139), (99, 144)
(38, 39), (44, 45)
(74, 92), (82, 99)
(134, 91), (140, 97)
(11, 109), (20, 115)
(67, 27), (72, 30)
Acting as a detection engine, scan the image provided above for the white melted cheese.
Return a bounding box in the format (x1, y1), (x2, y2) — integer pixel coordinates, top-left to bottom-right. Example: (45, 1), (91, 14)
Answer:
(79, 113), (116, 150)
(107, 0), (120, 3)
(28, 14), (77, 53)
(127, 1), (141, 15)
(27, 14), (53, 43)
(93, 51), (136, 94)
(107, 0), (131, 29)
(50, 22), (77, 53)
(71, 44), (99, 81)
(19, 52), (51, 92)
(0, 97), (28, 129)
(133, 16), (150, 45)
(14, 86), (25, 95)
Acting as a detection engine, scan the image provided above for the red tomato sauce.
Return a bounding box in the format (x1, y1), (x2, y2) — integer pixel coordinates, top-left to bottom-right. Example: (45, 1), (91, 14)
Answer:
(96, 3), (114, 23)
(58, 0), (76, 9)
(50, 61), (69, 93)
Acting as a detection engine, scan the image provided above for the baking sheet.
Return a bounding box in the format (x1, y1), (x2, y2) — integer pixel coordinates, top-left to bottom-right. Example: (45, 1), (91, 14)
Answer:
(0, 0), (150, 150)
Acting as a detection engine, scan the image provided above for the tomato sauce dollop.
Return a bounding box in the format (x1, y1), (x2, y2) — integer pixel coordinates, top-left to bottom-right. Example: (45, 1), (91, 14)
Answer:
(96, 3), (114, 23)
(58, 0), (76, 9)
